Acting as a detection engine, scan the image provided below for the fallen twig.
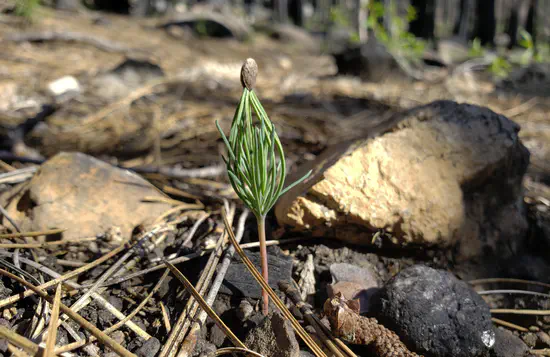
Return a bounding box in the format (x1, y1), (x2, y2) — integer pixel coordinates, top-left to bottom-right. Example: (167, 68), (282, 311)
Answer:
(491, 317), (528, 332)
(207, 236), (313, 250)
(160, 301), (171, 333)
(0, 269), (137, 357)
(55, 269), (171, 354)
(215, 347), (266, 357)
(165, 261), (247, 348)
(0, 250), (150, 339)
(161, 185), (201, 200)
(179, 212), (210, 249)
(502, 97), (538, 118)
(178, 209), (250, 356)
(0, 204), (21, 232)
(0, 166), (37, 184)
(7, 344), (33, 357)
(469, 278), (550, 289)
(478, 289), (550, 299)
(79, 252), (202, 288)
(0, 244), (125, 309)
(0, 228), (66, 239)
(158, 203), (235, 357)
(0, 326), (40, 355)
(490, 309), (550, 315)
(279, 281), (356, 357)
(0, 237), (95, 249)
(43, 284), (62, 357)
(139, 164), (226, 179)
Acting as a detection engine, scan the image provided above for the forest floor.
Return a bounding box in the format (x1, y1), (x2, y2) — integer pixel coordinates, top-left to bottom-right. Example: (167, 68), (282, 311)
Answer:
(0, 5), (549, 357)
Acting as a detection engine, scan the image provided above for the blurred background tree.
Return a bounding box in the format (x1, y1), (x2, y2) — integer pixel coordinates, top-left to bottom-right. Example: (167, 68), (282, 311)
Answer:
(18, 0), (550, 60)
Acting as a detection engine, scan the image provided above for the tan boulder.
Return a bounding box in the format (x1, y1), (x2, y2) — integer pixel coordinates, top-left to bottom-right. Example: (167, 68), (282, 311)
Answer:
(275, 100), (530, 259)
(1, 152), (172, 241)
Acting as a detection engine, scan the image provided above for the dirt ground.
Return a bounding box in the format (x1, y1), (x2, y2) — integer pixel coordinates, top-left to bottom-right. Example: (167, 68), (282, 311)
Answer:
(0, 5), (550, 357)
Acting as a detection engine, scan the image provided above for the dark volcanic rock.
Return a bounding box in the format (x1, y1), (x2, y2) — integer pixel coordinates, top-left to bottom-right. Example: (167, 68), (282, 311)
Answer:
(332, 35), (400, 82)
(219, 246), (292, 299)
(372, 265), (495, 357)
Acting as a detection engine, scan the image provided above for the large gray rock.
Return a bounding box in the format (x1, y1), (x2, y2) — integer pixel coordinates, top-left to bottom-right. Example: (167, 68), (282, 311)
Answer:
(1, 152), (171, 241)
(275, 100), (530, 260)
(371, 265), (495, 357)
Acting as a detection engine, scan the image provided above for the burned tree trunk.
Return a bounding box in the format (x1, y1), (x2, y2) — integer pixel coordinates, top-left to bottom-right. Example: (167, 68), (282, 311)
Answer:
(409, 0), (436, 41)
(526, 0), (537, 43)
(274, 0), (289, 23)
(289, 0), (304, 26)
(473, 0), (495, 45)
(453, 0), (473, 41)
(507, 0), (537, 48)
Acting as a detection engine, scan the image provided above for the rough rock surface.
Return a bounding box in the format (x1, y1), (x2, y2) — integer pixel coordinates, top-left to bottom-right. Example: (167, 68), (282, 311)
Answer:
(219, 247), (293, 299)
(493, 328), (528, 357)
(1, 152), (171, 241)
(244, 312), (300, 357)
(275, 100), (530, 259)
(329, 262), (379, 286)
(134, 337), (161, 357)
(371, 265), (495, 357)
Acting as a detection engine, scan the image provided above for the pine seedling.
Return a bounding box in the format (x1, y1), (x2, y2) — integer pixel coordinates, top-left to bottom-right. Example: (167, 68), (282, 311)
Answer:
(216, 58), (311, 315)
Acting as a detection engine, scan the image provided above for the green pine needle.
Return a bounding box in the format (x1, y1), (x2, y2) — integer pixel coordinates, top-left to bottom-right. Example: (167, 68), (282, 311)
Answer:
(216, 87), (311, 219)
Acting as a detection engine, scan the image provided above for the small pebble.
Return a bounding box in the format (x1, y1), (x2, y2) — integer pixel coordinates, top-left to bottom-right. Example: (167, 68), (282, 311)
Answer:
(329, 262), (378, 288)
(493, 327), (528, 357)
(135, 337), (161, 357)
(109, 330), (125, 346)
(47, 75), (80, 97)
(328, 262), (380, 313)
(537, 331), (550, 346)
(2, 309), (12, 321)
(521, 332), (538, 348)
(237, 299), (253, 321)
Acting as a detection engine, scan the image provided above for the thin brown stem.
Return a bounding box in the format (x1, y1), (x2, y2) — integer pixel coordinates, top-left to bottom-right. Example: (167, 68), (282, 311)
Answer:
(257, 215), (269, 315)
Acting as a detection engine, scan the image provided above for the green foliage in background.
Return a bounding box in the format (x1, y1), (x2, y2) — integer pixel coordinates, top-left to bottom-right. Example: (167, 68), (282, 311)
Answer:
(329, 6), (350, 28)
(468, 38), (484, 58)
(517, 29), (550, 64)
(15, 0), (40, 20)
(468, 27), (550, 79)
(489, 56), (512, 78)
(366, 1), (425, 63)
(329, 0), (425, 61)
